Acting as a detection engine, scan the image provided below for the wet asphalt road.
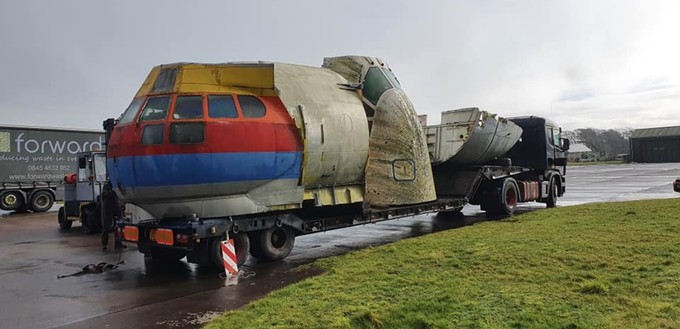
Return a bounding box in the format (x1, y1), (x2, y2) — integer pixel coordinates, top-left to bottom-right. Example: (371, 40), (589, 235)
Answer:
(1, 163), (679, 329)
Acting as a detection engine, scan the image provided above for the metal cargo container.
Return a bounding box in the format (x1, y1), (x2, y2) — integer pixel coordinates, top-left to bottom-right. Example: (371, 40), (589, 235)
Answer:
(0, 125), (105, 212)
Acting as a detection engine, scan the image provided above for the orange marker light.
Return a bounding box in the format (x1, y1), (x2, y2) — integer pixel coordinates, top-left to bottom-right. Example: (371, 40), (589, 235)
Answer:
(153, 228), (174, 246)
(123, 226), (139, 242)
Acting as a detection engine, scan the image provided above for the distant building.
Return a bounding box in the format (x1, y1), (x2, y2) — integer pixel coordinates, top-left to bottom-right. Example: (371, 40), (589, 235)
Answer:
(567, 143), (596, 162)
(630, 125), (680, 163)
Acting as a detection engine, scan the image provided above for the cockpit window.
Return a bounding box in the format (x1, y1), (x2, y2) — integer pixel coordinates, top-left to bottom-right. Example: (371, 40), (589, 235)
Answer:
(362, 67), (393, 105)
(118, 98), (144, 125)
(142, 124), (164, 145)
(173, 95), (204, 119)
(382, 68), (402, 90)
(139, 96), (171, 121)
(170, 123), (205, 144)
(208, 95), (238, 118)
(238, 95), (266, 118)
(152, 67), (178, 93)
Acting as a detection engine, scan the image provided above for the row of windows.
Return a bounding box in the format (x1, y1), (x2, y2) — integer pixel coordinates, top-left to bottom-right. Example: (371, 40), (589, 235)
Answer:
(119, 94), (267, 125)
(142, 123), (205, 145)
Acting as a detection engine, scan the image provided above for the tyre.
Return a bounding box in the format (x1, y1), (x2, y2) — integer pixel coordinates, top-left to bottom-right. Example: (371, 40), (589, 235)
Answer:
(546, 177), (558, 208)
(15, 204), (29, 213)
(209, 232), (250, 270)
(487, 178), (519, 217)
(29, 190), (54, 212)
(81, 207), (100, 234)
(250, 226), (295, 261)
(58, 207), (72, 230)
(0, 190), (25, 211)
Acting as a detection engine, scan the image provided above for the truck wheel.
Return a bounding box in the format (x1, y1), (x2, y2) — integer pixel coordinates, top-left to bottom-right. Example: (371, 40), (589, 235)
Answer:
(210, 232), (250, 270)
(251, 226), (295, 261)
(29, 190), (54, 212)
(58, 207), (72, 230)
(488, 178), (519, 216)
(546, 177), (558, 208)
(0, 190), (25, 211)
(81, 208), (99, 234)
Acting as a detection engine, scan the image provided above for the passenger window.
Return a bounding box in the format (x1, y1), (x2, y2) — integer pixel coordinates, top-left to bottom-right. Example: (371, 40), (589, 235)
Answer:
(238, 95), (266, 118)
(170, 123), (205, 144)
(118, 98), (144, 124)
(173, 95), (204, 119)
(139, 96), (171, 121)
(208, 95), (238, 118)
(362, 67), (392, 105)
(141, 124), (164, 145)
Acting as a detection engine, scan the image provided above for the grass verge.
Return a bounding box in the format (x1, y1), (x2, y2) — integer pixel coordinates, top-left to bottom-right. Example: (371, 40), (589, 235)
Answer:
(207, 199), (680, 329)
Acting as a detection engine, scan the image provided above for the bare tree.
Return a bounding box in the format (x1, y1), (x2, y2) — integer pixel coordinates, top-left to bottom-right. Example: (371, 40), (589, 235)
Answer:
(574, 128), (632, 160)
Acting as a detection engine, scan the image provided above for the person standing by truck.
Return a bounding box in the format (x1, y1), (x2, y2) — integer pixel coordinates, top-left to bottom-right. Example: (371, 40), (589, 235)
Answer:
(100, 182), (123, 250)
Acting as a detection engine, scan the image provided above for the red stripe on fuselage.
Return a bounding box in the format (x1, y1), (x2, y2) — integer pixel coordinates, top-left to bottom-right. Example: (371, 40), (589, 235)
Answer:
(107, 96), (302, 157)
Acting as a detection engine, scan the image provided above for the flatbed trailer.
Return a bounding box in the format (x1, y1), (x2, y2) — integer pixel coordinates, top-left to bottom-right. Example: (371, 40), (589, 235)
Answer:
(118, 197), (467, 266)
(108, 57), (569, 270)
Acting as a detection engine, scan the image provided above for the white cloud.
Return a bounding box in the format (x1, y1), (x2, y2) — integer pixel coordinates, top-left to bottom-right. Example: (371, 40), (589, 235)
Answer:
(0, 0), (678, 131)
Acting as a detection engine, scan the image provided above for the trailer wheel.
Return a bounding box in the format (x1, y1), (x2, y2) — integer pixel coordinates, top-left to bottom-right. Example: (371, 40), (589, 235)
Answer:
(546, 177), (558, 208)
(0, 190), (25, 211)
(29, 190), (54, 212)
(210, 232), (250, 270)
(251, 226), (295, 261)
(58, 207), (72, 230)
(488, 178), (519, 216)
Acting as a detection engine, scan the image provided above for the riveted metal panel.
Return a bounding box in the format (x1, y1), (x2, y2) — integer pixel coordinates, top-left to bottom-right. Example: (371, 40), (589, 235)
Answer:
(274, 63), (370, 189)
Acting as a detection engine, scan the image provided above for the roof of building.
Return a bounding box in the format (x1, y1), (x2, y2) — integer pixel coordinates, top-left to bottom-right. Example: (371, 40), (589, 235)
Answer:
(630, 125), (680, 139)
(569, 143), (592, 153)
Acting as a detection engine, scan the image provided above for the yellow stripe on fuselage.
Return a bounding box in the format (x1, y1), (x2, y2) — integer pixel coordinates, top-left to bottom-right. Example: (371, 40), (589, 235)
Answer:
(134, 63), (276, 99)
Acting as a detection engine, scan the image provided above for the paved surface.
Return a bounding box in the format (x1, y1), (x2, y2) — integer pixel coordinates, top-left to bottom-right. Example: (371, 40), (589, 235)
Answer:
(1, 163), (679, 329)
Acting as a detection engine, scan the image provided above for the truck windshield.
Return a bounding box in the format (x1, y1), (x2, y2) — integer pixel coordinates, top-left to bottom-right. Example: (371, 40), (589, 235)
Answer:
(93, 154), (107, 182)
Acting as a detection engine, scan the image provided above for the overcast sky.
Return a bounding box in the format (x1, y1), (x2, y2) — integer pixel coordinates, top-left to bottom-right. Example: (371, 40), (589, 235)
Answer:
(1, 0), (678, 131)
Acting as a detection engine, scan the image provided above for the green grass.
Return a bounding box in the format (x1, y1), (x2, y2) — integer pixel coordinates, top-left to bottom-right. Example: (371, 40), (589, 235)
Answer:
(207, 199), (680, 329)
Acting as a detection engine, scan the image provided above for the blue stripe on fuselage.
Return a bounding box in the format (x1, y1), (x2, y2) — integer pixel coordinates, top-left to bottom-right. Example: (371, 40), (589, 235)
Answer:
(108, 152), (301, 187)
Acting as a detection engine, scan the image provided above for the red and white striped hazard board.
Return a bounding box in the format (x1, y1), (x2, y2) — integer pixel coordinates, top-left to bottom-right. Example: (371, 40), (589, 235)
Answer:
(220, 239), (238, 276)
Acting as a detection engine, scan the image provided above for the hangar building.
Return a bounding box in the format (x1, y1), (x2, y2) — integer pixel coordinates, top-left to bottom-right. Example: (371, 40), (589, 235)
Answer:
(630, 126), (680, 163)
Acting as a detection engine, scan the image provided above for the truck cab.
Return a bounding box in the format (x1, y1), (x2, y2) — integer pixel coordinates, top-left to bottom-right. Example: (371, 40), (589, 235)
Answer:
(455, 115), (570, 216)
(57, 151), (107, 233)
(505, 116), (569, 195)
(506, 117), (569, 169)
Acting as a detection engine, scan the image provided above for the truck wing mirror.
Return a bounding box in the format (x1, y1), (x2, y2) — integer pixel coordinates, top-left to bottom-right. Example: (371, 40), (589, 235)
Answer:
(561, 138), (570, 151)
(78, 157), (87, 169)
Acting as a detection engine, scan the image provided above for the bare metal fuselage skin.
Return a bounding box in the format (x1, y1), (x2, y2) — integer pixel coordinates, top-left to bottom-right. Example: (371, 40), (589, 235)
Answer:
(108, 57), (437, 221)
